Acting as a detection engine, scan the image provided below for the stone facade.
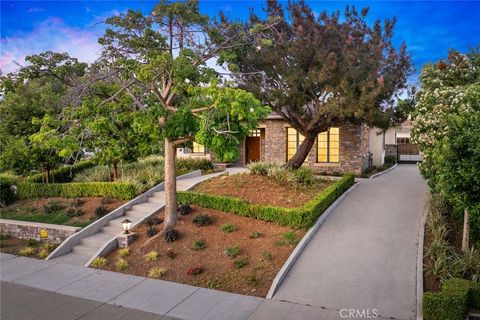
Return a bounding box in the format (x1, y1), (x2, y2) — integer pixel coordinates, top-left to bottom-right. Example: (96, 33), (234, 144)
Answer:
(0, 219), (80, 244)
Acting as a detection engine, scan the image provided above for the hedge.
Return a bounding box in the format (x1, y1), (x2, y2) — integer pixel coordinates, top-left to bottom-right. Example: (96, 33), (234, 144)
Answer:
(423, 278), (480, 320)
(178, 174), (354, 228)
(0, 174), (19, 206)
(26, 160), (96, 183)
(17, 181), (138, 200)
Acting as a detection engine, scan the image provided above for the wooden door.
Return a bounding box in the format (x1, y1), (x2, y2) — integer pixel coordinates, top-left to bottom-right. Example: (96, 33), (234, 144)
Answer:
(245, 137), (260, 164)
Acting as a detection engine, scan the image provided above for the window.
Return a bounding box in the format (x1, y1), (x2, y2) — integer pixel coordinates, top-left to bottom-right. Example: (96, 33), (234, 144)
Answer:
(192, 142), (205, 153)
(317, 127), (339, 163)
(287, 128), (305, 160)
(249, 129), (260, 137)
(396, 137), (410, 145)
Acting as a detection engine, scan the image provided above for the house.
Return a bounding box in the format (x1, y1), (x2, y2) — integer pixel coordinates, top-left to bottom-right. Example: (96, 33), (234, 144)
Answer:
(178, 113), (396, 175)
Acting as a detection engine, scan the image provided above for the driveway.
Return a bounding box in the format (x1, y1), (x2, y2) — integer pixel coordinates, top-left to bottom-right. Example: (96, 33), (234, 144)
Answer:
(272, 164), (427, 320)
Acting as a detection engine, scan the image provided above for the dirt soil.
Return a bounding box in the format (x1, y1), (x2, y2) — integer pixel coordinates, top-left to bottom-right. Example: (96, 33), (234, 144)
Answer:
(99, 205), (305, 297)
(0, 197), (126, 227)
(0, 236), (57, 259)
(193, 173), (331, 208)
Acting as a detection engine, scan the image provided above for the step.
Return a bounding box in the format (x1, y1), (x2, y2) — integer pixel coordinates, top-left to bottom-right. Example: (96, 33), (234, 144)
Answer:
(81, 232), (114, 246)
(147, 196), (165, 204)
(124, 209), (146, 219)
(131, 202), (161, 212)
(53, 252), (92, 266)
(72, 243), (99, 256)
(102, 225), (123, 236)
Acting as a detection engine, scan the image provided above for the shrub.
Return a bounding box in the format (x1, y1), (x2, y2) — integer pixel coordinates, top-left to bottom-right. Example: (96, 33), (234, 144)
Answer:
(42, 243), (55, 252)
(248, 161), (275, 176)
(18, 247), (35, 256)
(192, 214), (213, 226)
(148, 267), (167, 279)
(220, 223), (237, 233)
(266, 166), (288, 184)
(456, 247), (480, 282)
(43, 200), (66, 213)
(192, 240), (206, 250)
(287, 167), (317, 187)
(146, 216), (162, 226)
(423, 278), (472, 320)
(66, 208), (84, 217)
(118, 248), (130, 258)
(166, 248), (176, 259)
(116, 258), (129, 271)
(234, 256), (248, 269)
(71, 198), (85, 207)
(177, 158), (213, 171)
(262, 251), (273, 262)
(384, 155), (397, 165)
(146, 227), (157, 238)
(165, 229), (179, 243)
(178, 174), (354, 229)
(0, 174), (18, 206)
(37, 249), (49, 259)
(250, 231), (262, 239)
(26, 239), (39, 247)
(94, 206), (110, 218)
(282, 232), (300, 246)
(178, 204), (192, 215)
(17, 182), (138, 200)
(144, 250), (159, 262)
(27, 160), (96, 183)
(187, 265), (205, 276)
(90, 257), (108, 268)
(223, 245), (240, 258)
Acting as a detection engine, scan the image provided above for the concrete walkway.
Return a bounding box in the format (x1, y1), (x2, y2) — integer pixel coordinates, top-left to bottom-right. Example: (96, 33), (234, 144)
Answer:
(270, 164), (427, 320)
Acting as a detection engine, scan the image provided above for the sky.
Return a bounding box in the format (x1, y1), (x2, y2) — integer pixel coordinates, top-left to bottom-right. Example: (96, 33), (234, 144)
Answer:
(1, 0), (480, 85)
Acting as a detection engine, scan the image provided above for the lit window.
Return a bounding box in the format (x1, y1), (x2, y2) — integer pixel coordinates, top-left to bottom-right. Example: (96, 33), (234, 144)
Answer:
(287, 128), (305, 160)
(249, 129), (260, 137)
(317, 127), (339, 163)
(192, 142), (205, 153)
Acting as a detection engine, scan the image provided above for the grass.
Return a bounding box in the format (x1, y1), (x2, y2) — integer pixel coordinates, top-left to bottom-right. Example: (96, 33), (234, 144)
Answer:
(192, 240), (207, 250)
(223, 245), (240, 258)
(91, 257), (108, 268)
(220, 223), (237, 233)
(144, 250), (159, 262)
(18, 247), (35, 256)
(118, 248), (130, 258)
(116, 258), (129, 271)
(249, 231), (262, 239)
(148, 267), (168, 279)
(234, 256), (249, 269)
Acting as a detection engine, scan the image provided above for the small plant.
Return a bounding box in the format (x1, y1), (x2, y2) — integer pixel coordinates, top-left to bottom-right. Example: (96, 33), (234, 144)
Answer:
(192, 240), (207, 250)
(187, 265), (205, 276)
(18, 247), (35, 256)
(234, 256), (249, 269)
(37, 249), (49, 259)
(26, 239), (39, 247)
(262, 251), (273, 262)
(223, 245), (240, 258)
(220, 223), (237, 233)
(146, 226), (157, 238)
(41, 242), (55, 252)
(71, 198), (85, 207)
(178, 204), (192, 215)
(247, 271), (259, 286)
(192, 214), (213, 226)
(148, 267), (167, 279)
(146, 216), (162, 226)
(282, 232), (299, 246)
(144, 250), (159, 262)
(116, 258), (129, 271)
(43, 200), (66, 213)
(66, 208), (84, 217)
(166, 248), (176, 259)
(94, 206), (110, 218)
(118, 248), (130, 258)
(248, 161), (274, 176)
(249, 231), (262, 239)
(91, 257), (108, 268)
(165, 228), (179, 243)
(101, 197), (114, 205)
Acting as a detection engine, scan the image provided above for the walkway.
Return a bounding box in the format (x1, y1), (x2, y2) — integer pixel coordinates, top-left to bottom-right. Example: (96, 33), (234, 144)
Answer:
(270, 164), (427, 320)
(51, 169), (246, 266)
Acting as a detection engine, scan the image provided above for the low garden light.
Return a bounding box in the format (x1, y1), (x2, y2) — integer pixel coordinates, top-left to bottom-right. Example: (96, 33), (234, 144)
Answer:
(122, 219), (132, 234)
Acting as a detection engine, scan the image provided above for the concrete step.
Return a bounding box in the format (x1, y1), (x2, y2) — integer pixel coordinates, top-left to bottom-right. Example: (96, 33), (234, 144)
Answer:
(147, 196), (165, 204)
(151, 191), (165, 198)
(52, 252), (92, 266)
(72, 243), (99, 256)
(101, 225), (123, 235)
(124, 209), (146, 219)
(131, 202), (160, 212)
(81, 232), (114, 247)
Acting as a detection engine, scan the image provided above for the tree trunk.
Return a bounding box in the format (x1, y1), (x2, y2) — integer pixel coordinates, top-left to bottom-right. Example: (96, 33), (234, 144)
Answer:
(462, 208), (470, 252)
(113, 160), (118, 180)
(45, 163), (50, 184)
(163, 138), (177, 232)
(284, 135), (317, 169)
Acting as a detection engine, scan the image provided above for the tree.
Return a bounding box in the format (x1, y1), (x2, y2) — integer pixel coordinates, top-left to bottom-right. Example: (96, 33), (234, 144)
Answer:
(96, 0), (271, 233)
(225, 0), (411, 168)
(411, 49), (480, 250)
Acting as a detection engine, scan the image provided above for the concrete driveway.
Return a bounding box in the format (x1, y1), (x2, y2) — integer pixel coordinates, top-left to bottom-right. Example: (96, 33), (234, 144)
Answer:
(272, 164), (427, 320)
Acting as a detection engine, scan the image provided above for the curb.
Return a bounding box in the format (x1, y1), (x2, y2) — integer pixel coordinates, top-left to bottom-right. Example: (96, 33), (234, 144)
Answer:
(369, 163), (399, 179)
(266, 181), (361, 299)
(416, 202), (427, 320)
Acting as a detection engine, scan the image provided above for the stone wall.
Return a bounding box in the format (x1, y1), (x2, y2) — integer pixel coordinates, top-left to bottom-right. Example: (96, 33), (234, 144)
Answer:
(0, 219), (80, 244)
(262, 120), (368, 175)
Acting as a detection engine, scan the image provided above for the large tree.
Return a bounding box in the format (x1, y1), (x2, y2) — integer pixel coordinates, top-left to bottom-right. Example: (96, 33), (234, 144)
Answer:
(225, 0), (411, 168)
(96, 0), (271, 233)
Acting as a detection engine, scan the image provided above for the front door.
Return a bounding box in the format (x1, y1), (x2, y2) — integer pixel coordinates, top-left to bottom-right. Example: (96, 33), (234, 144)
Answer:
(245, 136), (260, 164)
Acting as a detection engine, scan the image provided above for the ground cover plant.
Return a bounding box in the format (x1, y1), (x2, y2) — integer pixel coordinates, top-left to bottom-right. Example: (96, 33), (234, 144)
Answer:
(0, 235), (57, 259)
(0, 197), (125, 227)
(94, 205), (304, 297)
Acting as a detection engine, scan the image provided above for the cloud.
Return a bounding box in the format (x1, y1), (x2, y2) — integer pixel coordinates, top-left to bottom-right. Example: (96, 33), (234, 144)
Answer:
(1, 17), (103, 73)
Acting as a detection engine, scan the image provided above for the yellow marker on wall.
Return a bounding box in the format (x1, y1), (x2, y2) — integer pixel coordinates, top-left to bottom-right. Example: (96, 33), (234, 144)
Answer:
(40, 229), (48, 239)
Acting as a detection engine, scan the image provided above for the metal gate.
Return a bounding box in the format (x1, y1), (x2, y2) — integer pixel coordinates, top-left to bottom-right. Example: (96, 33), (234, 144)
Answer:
(398, 144), (422, 162)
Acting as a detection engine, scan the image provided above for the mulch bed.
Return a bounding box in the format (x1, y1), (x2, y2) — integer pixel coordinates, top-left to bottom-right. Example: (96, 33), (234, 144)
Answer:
(193, 173), (331, 208)
(0, 236), (57, 259)
(98, 205), (305, 297)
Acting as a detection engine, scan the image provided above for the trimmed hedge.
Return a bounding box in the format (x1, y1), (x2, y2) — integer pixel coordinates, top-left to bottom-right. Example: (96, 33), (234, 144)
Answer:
(178, 174), (354, 228)
(423, 278), (478, 320)
(17, 181), (138, 200)
(27, 160), (96, 183)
